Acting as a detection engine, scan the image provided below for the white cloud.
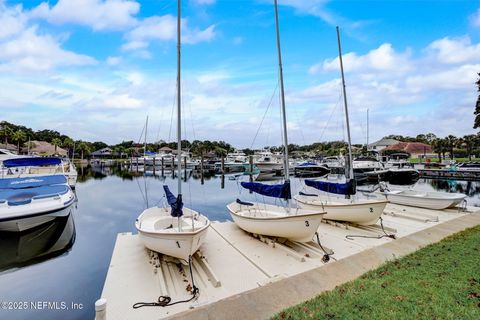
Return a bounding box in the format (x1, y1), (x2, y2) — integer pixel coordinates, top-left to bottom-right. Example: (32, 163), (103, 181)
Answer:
(121, 40), (148, 51)
(0, 2), (97, 73)
(0, 3), (26, 40)
(0, 26), (96, 72)
(315, 43), (412, 74)
(426, 36), (480, 64)
(78, 93), (144, 110)
(470, 8), (480, 27)
(106, 56), (122, 65)
(29, 0), (140, 31)
(125, 15), (216, 48)
(193, 0), (216, 5)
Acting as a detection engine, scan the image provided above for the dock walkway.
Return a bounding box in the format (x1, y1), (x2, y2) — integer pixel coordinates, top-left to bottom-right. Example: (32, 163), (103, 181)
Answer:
(97, 204), (480, 320)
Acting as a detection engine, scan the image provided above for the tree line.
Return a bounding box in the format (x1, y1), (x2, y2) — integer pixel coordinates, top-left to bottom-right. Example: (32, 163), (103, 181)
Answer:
(2, 120), (480, 161)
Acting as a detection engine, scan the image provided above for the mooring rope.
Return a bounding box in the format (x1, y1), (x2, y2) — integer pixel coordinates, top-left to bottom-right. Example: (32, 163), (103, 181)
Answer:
(315, 232), (333, 263)
(345, 217), (396, 240)
(132, 255), (199, 309)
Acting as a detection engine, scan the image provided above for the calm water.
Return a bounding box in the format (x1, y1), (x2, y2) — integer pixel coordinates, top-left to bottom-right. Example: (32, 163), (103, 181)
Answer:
(0, 165), (479, 320)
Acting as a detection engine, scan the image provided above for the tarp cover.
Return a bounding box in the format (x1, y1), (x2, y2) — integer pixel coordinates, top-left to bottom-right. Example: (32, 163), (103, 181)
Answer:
(305, 179), (356, 195)
(0, 184), (69, 206)
(0, 175), (67, 190)
(240, 181), (291, 200)
(163, 185), (183, 217)
(3, 157), (62, 168)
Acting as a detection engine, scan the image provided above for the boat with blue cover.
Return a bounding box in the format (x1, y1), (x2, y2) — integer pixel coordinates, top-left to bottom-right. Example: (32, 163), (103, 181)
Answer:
(1, 157), (78, 188)
(0, 174), (75, 232)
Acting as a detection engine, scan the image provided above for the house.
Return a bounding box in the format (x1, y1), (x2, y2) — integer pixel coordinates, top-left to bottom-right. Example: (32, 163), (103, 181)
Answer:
(367, 138), (401, 152)
(383, 142), (433, 159)
(0, 143), (17, 152)
(91, 147), (114, 158)
(27, 140), (68, 156)
(158, 146), (174, 154)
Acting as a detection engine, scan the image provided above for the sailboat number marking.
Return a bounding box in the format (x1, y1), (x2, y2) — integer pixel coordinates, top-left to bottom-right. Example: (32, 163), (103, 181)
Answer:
(305, 221), (310, 227)
(369, 208), (373, 213)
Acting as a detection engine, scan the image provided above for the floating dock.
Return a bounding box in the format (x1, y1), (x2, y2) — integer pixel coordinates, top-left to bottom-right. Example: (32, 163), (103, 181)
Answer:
(97, 204), (480, 320)
(418, 168), (480, 180)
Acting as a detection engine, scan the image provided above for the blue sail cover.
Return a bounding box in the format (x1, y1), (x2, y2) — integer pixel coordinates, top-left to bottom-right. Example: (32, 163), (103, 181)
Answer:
(163, 185), (183, 218)
(3, 157), (62, 168)
(240, 181), (291, 200)
(0, 175), (67, 190)
(305, 179), (356, 195)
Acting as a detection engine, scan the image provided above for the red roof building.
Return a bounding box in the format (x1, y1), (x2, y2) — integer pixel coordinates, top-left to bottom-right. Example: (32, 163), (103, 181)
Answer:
(383, 142), (433, 158)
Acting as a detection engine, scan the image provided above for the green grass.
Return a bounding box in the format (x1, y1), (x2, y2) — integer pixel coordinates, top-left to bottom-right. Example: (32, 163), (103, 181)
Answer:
(272, 226), (480, 320)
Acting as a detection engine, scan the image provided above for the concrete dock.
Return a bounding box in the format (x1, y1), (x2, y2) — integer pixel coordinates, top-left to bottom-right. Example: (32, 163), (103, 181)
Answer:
(98, 204), (480, 320)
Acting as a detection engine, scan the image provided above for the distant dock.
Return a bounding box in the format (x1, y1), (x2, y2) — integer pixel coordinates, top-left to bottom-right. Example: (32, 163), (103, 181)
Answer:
(95, 204), (480, 320)
(418, 168), (480, 181)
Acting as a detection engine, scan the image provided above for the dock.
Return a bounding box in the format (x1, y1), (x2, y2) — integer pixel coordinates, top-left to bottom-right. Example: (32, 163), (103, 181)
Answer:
(97, 204), (480, 320)
(418, 168), (480, 180)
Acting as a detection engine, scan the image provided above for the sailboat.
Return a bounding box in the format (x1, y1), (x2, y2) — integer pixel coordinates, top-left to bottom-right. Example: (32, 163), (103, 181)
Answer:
(294, 26), (388, 226)
(227, 0), (325, 243)
(135, 0), (210, 262)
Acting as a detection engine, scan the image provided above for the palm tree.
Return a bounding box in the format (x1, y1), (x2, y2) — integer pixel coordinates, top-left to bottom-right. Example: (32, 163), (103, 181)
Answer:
(63, 137), (74, 158)
(462, 134), (477, 161)
(445, 135), (457, 160)
(432, 138), (444, 162)
(78, 142), (91, 160)
(51, 138), (63, 154)
(0, 124), (13, 145)
(12, 130), (27, 153)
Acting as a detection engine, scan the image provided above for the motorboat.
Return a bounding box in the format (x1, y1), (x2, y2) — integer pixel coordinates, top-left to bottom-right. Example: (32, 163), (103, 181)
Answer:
(0, 149), (19, 162)
(254, 151), (283, 172)
(1, 157), (77, 188)
(353, 156), (385, 183)
(384, 154), (419, 185)
(294, 161), (330, 177)
(0, 174), (75, 232)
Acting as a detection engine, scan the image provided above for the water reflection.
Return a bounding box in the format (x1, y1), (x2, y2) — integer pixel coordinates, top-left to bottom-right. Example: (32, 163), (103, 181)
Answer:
(0, 212), (76, 273)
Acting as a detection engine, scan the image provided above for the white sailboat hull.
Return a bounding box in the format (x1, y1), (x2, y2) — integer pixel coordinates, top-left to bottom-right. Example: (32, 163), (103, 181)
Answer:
(294, 194), (388, 226)
(136, 207), (210, 261)
(383, 190), (466, 210)
(227, 202), (324, 242)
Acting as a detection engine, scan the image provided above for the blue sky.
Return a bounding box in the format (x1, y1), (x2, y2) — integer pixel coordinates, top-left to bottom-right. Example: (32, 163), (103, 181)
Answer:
(1, 0), (480, 148)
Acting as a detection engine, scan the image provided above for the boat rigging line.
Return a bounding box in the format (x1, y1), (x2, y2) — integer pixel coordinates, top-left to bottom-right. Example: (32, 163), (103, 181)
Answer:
(250, 83), (279, 149)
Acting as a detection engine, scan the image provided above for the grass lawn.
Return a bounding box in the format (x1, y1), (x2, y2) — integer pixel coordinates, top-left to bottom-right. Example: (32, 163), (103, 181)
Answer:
(272, 225), (480, 320)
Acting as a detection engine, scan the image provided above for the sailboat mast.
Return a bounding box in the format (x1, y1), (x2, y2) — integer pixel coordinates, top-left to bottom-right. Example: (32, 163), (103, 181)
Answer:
(274, 0), (289, 181)
(367, 108), (369, 149)
(144, 115), (148, 157)
(176, 0), (182, 195)
(336, 26), (354, 181)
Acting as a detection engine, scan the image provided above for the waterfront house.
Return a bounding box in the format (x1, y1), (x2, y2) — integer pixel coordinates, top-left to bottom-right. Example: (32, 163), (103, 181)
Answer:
(367, 138), (401, 152)
(383, 142), (433, 159)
